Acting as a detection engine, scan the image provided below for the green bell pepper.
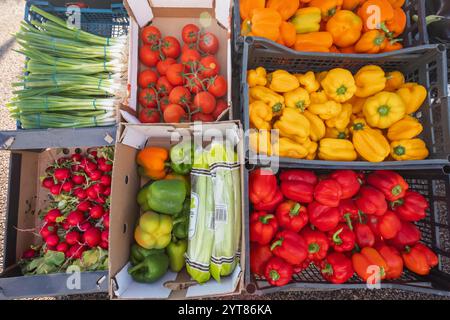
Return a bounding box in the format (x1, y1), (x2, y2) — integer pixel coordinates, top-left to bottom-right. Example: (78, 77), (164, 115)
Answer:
(129, 243), (164, 266)
(170, 141), (193, 175)
(172, 199), (189, 239)
(166, 239), (187, 272)
(138, 179), (187, 215)
(128, 252), (169, 283)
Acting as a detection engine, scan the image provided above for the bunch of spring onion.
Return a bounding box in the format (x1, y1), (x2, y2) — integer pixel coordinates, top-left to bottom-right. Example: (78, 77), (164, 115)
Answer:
(7, 5), (128, 129)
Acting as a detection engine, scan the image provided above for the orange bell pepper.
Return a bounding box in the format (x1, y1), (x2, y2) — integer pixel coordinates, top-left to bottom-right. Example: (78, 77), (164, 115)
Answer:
(340, 45), (356, 53)
(279, 21), (297, 48)
(352, 247), (389, 282)
(241, 8), (283, 42)
(295, 31), (333, 52)
(136, 147), (169, 180)
(326, 10), (363, 48)
(354, 30), (387, 53)
(342, 0), (363, 11)
(386, 0), (405, 8)
(330, 45), (341, 53)
(381, 39), (403, 52)
(358, 0), (394, 32)
(377, 245), (403, 280)
(310, 0), (344, 21)
(267, 0), (300, 20)
(239, 0), (265, 20)
(385, 70), (405, 91)
(386, 7), (406, 37)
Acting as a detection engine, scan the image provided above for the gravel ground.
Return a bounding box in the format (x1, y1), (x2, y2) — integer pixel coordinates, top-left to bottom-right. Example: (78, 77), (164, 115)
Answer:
(0, 0), (449, 301)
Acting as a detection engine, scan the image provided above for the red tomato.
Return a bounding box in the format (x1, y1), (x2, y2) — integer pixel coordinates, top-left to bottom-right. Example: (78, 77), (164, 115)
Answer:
(166, 64), (186, 86)
(199, 32), (219, 54)
(139, 45), (161, 67)
(207, 75), (227, 98)
(192, 112), (215, 122)
(199, 55), (220, 78)
(181, 48), (201, 69)
(156, 76), (173, 96)
(182, 24), (200, 44)
(212, 99), (228, 120)
(169, 86), (191, 105)
(140, 26), (161, 45)
(163, 104), (187, 123)
(182, 43), (196, 53)
(139, 108), (161, 123)
(193, 91), (216, 114)
(161, 36), (181, 59)
(156, 58), (176, 76)
(138, 88), (158, 108)
(185, 75), (204, 94)
(138, 69), (158, 89)
(160, 96), (170, 113)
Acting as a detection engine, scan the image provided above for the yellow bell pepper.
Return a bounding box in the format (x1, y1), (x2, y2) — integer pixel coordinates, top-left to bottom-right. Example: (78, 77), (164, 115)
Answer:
(363, 91), (406, 129)
(267, 70), (300, 93)
(303, 110), (326, 142)
(284, 87), (310, 111)
(385, 71), (405, 91)
(249, 129), (272, 156)
(387, 116), (423, 141)
(249, 101), (273, 130)
(390, 138), (429, 161)
(352, 118), (390, 162)
(318, 138), (358, 161)
(325, 127), (350, 139)
(247, 67), (267, 88)
(396, 83), (427, 114)
(354, 65), (387, 98)
(302, 137), (319, 156)
(309, 100), (342, 120)
(316, 71), (329, 83)
(310, 90), (328, 104)
(348, 95), (366, 114)
(306, 151), (317, 160)
(325, 103), (352, 131)
(272, 137), (309, 159)
(249, 86), (285, 115)
(290, 7), (322, 34)
(296, 71), (321, 93)
(321, 68), (356, 103)
(273, 108), (311, 142)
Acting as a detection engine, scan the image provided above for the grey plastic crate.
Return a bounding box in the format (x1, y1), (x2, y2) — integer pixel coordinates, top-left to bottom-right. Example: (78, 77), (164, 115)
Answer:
(243, 165), (450, 296)
(240, 39), (450, 168)
(233, 0), (429, 53)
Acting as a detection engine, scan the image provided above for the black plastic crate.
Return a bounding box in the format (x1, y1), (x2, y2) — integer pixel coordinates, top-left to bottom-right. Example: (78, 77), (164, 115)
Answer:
(243, 165), (450, 296)
(240, 39), (450, 168)
(233, 0), (429, 53)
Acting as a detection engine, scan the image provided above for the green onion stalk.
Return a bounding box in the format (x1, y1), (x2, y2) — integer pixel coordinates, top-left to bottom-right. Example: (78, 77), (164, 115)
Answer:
(17, 111), (116, 129)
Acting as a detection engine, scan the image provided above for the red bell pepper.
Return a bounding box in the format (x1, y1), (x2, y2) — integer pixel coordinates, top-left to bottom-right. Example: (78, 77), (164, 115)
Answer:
(389, 221), (421, 250)
(338, 199), (359, 230)
(275, 200), (308, 232)
(280, 169), (318, 185)
(366, 214), (381, 238)
(264, 256), (293, 286)
(402, 245), (431, 276)
(270, 230), (308, 265)
(314, 179), (342, 207)
(254, 189), (284, 212)
(250, 211), (278, 245)
(352, 247), (388, 282)
(391, 190), (428, 222)
(249, 168), (279, 211)
(353, 213), (376, 248)
(414, 243), (438, 268)
(280, 180), (314, 204)
(376, 244), (404, 280)
(308, 201), (340, 232)
(250, 243), (273, 276)
(320, 252), (354, 284)
(378, 210), (402, 239)
(328, 224), (356, 252)
(355, 186), (387, 216)
(301, 227), (330, 261)
(367, 170), (409, 202)
(330, 170), (362, 199)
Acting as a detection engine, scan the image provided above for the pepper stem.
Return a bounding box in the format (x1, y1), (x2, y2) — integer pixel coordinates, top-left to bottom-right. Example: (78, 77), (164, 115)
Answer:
(344, 214), (353, 231)
(391, 185), (402, 196)
(332, 228), (344, 245)
(290, 203), (301, 216)
(308, 243), (320, 254)
(377, 105), (390, 116)
(128, 261), (145, 274)
(259, 214), (274, 224)
(272, 103), (282, 113)
(270, 238), (284, 251)
(321, 263), (333, 275)
(394, 145), (406, 156)
(336, 85), (347, 96)
(269, 270), (280, 281)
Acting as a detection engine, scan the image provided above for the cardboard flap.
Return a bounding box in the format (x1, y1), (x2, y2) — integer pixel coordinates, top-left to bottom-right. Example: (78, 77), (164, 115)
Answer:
(215, 0), (231, 28)
(125, 0), (153, 27)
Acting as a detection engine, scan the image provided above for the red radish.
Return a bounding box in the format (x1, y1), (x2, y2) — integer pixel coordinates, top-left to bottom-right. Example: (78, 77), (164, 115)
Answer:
(54, 168), (70, 181)
(99, 241), (109, 250)
(40, 223), (57, 239)
(71, 153), (82, 162)
(97, 158), (113, 172)
(45, 234), (60, 247)
(62, 221), (71, 230)
(101, 230), (109, 242)
(88, 150), (98, 158)
(93, 183), (105, 194)
(56, 242), (69, 253)
(67, 244), (86, 259)
(89, 205), (104, 219)
(44, 209), (62, 223)
(62, 180), (74, 193)
(81, 158), (97, 172)
(83, 227), (102, 247)
(79, 222), (92, 232)
(65, 231), (81, 245)
(74, 187), (87, 200)
(103, 187), (111, 197)
(50, 184), (62, 195)
(96, 196), (107, 205)
(102, 213), (110, 229)
(86, 186), (98, 200)
(88, 170), (103, 181)
(67, 210), (85, 226)
(22, 248), (37, 259)
(72, 174), (86, 185)
(100, 175), (112, 186)
(77, 200), (91, 212)
(42, 177), (55, 189)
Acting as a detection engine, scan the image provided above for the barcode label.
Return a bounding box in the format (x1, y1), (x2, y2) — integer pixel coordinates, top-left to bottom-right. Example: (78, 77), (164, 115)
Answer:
(215, 204), (228, 224)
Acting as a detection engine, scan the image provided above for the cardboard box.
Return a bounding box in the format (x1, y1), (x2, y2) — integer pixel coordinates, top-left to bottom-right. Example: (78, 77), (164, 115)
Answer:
(109, 121), (245, 299)
(121, 0), (233, 123)
(0, 148), (109, 299)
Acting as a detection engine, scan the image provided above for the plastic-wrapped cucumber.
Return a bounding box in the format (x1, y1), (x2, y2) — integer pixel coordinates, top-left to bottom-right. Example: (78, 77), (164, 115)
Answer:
(186, 145), (214, 284)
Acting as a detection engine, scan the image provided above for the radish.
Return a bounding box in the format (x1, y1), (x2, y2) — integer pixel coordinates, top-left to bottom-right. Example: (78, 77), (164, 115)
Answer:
(62, 221), (71, 230)
(65, 231), (81, 245)
(100, 175), (112, 186)
(56, 242), (69, 253)
(44, 208), (62, 223)
(54, 168), (70, 181)
(40, 223), (56, 239)
(97, 158), (113, 172)
(99, 241), (109, 250)
(22, 248), (37, 259)
(89, 205), (104, 219)
(78, 221), (92, 232)
(96, 196), (106, 204)
(103, 187), (111, 197)
(88, 170), (102, 181)
(71, 153), (82, 162)
(86, 186), (98, 200)
(102, 213), (110, 229)
(74, 187), (87, 200)
(62, 180), (74, 193)
(42, 177), (55, 189)
(67, 210), (85, 226)
(72, 174), (86, 185)
(77, 200), (91, 212)
(67, 244), (86, 259)
(50, 184), (62, 195)
(83, 227), (101, 247)
(88, 150), (98, 158)
(101, 230), (108, 242)
(93, 183), (105, 194)
(45, 234), (60, 247)
(81, 158), (97, 173)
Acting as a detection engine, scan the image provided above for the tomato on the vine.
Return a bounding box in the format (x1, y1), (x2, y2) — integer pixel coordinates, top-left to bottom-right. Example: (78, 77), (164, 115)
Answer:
(199, 55), (220, 78)
(166, 64), (186, 86)
(156, 58), (176, 76)
(139, 108), (161, 123)
(156, 76), (173, 96)
(193, 91), (216, 114)
(182, 24), (200, 44)
(212, 99), (228, 120)
(182, 43), (196, 53)
(138, 88), (158, 108)
(141, 26), (161, 45)
(185, 75), (204, 94)
(139, 45), (161, 67)
(199, 32), (219, 54)
(181, 48), (201, 69)
(138, 69), (158, 89)
(207, 75), (227, 98)
(163, 104), (187, 123)
(169, 86), (192, 105)
(161, 36), (181, 59)
(160, 96), (170, 113)
(192, 112), (215, 122)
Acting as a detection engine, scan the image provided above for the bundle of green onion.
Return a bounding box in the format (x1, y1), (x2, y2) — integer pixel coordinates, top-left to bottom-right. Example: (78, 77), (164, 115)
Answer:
(7, 5), (128, 129)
